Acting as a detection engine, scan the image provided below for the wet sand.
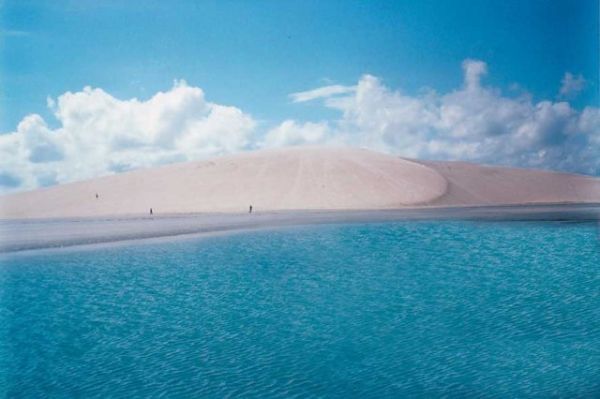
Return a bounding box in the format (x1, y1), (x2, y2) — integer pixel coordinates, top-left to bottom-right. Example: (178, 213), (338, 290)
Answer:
(1, 204), (599, 253)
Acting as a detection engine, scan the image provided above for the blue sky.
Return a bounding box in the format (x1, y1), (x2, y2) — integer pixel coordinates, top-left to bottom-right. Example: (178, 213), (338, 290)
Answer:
(2, 0), (597, 131)
(0, 0), (599, 191)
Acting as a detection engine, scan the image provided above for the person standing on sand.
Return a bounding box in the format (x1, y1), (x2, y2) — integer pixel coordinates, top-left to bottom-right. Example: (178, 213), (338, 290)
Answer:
(249, 205), (253, 214)
(95, 193), (99, 199)
(150, 208), (153, 215)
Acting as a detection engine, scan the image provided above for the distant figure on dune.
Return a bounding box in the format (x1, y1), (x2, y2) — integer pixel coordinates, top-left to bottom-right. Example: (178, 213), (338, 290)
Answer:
(249, 205), (253, 214)
(95, 193), (99, 199)
(150, 208), (153, 215)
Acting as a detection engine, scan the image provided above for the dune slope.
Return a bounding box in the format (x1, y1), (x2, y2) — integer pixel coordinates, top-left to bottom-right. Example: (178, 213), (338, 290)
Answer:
(0, 147), (598, 219)
(422, 160), (600, 207)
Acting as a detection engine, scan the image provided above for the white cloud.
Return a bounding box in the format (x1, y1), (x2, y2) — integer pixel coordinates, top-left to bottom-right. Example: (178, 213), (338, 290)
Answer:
(267, 60), (599, 175)
(290, 84), (356, 103)
(559, 72), (586, 98)
(0, 80), (256, 192)
(263, 120), (332, 147)
(1, 60), (599, 193)
(462, 59), (487, 90)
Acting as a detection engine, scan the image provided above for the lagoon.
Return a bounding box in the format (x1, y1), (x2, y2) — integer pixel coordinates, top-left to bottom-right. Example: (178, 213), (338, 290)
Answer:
(1, 221), (599, 397)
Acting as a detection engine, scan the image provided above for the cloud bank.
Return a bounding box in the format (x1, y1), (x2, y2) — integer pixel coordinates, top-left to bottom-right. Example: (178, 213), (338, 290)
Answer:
(1, 60), (598, 193)
(265, 60), (599, 176)
(0, 80), (255, 191)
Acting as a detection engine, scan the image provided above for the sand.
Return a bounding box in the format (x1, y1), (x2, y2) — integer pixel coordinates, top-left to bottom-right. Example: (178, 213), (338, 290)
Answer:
(422, 160), (600, 206)
(2, 147), (600, 253)
(1, 146), (599, 219)
(2, 205), (599, 253)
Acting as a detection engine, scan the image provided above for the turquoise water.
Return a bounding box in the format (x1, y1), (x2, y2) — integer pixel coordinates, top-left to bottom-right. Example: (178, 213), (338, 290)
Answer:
(1, 221), (599, 398)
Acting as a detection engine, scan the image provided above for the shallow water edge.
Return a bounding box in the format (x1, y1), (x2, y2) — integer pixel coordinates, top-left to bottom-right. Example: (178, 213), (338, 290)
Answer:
(1, 203), (599, 254)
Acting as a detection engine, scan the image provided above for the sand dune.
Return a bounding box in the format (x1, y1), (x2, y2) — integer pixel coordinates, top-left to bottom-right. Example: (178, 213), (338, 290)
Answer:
(421, 159), (600, 207)
(0, 147), (599, 219)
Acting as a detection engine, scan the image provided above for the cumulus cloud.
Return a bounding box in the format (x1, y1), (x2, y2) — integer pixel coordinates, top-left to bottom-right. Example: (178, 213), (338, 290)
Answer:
(0, 80), (256, 192)
(263, 120), (332, 147)
(1, 60), (599, 193)
(559, 72), (586, 98)
(267, 60), (599, 175)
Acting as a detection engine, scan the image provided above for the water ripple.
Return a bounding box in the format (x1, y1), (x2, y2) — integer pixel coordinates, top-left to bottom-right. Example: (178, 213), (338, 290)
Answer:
(1, 221), (599, 397)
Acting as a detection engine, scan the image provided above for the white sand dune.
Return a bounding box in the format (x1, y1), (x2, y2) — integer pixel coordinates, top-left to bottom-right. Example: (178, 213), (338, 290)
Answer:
(0, 147), (599, 219)
(421, 159), (600, 207)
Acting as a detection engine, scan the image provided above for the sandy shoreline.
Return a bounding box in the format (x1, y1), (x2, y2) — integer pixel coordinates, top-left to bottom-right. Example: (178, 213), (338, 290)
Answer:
(1, 204), (599, 254)
(2, 148), (599, 253)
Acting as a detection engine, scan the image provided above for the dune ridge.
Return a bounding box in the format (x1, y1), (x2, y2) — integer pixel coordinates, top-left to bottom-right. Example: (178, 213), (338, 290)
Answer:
(0, 147), (599, 219)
